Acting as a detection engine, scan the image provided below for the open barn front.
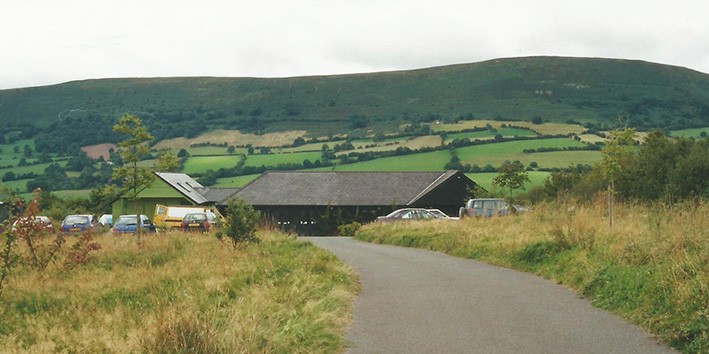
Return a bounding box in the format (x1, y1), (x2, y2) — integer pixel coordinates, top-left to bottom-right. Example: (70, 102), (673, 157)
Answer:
(225, 170), (478, 235)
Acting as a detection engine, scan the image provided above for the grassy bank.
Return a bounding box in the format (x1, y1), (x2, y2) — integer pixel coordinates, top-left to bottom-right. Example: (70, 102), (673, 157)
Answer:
(0, 230), (358, 353)
(356, 199), (707, 353)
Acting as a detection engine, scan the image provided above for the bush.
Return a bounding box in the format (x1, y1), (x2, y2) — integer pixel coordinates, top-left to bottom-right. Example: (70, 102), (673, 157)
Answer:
(337, 222), (361, 236)
(216, 198), (260, 247)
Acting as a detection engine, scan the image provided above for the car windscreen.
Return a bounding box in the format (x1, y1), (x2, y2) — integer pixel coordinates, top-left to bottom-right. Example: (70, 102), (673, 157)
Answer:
(64, 216), (89, 224)
(115, 216), (138, 225)
(185, 214), (207, 221)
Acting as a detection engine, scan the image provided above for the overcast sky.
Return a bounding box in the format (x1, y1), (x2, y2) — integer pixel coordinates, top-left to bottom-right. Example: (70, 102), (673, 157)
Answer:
(1, 0), (708, 90)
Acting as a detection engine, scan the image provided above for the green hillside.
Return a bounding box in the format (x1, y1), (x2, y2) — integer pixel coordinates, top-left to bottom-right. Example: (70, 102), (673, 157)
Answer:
(1, 56), (708, 147)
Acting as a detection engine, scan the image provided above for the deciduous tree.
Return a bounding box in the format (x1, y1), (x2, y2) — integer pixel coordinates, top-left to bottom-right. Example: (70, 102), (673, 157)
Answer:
(492, 161), (530, 201)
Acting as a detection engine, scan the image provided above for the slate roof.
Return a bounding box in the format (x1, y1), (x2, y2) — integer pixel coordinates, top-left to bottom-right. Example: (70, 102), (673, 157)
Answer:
(231, 170), (465, 206)
(154, 172), (239, 204)
(154, 172), (207, 204)
(194, 187), (240, 204)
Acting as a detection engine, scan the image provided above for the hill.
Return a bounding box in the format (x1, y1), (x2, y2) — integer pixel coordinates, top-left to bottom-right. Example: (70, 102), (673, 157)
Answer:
(1, 57), (708, 149)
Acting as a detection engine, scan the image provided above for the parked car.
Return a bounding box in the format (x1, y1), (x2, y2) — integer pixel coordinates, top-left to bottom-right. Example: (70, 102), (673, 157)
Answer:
(459, 198), (526, 218)
(376, 208), (436, 222)
(426, 209), (458, 220)
(12, 215), (54, 233)
(180, 212), (213, 231)
(98, 214), (113, 227)
(60, 214), (95, 233)
(154, 204), (223, 229)
(112, 214), (157, 234)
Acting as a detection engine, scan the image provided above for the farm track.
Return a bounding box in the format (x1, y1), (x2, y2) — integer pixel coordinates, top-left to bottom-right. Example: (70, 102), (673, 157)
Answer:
(304, 237), (675, 354)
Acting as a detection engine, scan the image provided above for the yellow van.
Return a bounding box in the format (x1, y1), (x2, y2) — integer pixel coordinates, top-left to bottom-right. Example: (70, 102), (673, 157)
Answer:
(153, 204), (223, 229)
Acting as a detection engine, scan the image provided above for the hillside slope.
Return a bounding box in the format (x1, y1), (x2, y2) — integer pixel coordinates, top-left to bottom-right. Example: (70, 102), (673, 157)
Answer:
(1, 56), (708, 138)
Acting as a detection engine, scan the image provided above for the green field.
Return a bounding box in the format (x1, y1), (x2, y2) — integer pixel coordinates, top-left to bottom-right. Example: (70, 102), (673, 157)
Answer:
(670, 127), (708, 138)
(0, 161), (67, 176)
(1, 178), (30, 193)
(456, 138), (589, 167)
(244, 151), (323, 167)
(326, 150), (452, 171)
(278, 142), (323, 153)
(445, 128), (536, 142)
(182, 145), (244, 156)
(213, 174), (261, 187)
(49, 189), (92, 199)
(182, 155), (242, 174)
(0, 139), (35, 159)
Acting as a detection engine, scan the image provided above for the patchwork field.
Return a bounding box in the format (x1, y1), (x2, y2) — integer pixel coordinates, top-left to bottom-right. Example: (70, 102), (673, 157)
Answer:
(153, 130), (309, 150)
(431, 120), (586, 136)
(184, 145), (244, 156)
(444, 128), (536, 142)
(244, 151), (323, 167)
(455, 138), (589, 166)
(325, 150), (452, 171)
(0, 119), (616, 198)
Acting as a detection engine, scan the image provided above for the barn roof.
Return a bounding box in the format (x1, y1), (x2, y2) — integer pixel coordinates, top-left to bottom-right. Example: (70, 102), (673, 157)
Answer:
(230, 170), (468, 206)
(155, 172), (208, 204)
(194, 187), (240, 204)
(152, 172), (236, 205)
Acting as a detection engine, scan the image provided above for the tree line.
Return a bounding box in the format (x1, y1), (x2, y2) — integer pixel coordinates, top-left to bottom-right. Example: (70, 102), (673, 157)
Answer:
(533, 130), (708, 202)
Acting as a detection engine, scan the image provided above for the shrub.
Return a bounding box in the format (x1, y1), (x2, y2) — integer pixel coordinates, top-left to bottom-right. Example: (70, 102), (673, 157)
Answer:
(337, 222), (361, 236)
(216, 198), (260, 247)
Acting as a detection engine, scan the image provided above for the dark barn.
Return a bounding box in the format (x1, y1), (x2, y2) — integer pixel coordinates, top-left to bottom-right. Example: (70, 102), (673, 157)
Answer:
(225, 170), (477, 235)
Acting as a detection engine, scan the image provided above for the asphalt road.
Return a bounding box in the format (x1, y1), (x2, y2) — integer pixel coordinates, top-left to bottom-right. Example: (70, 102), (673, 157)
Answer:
(303, 237), (675, 354)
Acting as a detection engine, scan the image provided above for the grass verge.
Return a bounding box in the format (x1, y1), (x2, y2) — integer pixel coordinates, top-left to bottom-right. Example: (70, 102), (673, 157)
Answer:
(0, 230), (358, 353)
(355, 199), (707, 353)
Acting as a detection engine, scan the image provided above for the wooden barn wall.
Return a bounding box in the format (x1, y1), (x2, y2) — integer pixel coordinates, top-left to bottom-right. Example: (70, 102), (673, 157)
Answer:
(412, 176), (476, 216)
(254, 205), (401, 235)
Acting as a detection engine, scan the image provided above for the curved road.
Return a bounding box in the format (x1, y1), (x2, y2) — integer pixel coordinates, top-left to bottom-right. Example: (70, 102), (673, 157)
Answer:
(304, 237), (674, 354)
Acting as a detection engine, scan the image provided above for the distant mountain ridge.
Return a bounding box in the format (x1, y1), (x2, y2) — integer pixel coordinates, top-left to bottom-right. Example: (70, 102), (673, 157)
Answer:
(1, 56), (708, 141)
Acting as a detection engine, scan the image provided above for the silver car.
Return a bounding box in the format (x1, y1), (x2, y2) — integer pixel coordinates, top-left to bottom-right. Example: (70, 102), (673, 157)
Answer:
(459, 198), (526, 218)
(376, 208), (435, 222)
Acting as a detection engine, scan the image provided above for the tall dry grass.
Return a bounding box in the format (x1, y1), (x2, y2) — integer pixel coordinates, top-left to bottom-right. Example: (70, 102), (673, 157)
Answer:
(357, 198), (707, 352)
(0, 230), (358, 353)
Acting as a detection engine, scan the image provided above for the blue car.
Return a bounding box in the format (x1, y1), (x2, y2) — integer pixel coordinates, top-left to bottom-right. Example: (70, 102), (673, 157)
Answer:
(112, 215), (157, 234)
(61, 214), (95, 233)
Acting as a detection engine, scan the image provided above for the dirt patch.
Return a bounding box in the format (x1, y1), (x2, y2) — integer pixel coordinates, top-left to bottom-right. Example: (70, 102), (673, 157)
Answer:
(81, 143), (118, 160)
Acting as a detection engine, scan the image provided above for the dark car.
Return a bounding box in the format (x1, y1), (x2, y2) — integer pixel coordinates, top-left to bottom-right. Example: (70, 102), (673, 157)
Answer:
(376, 208), (436, 222)
(60, 214), (95, 233)
(112, 215), (157, 234)
(180, 212), (213, 231)
(459, 198), (526, 218)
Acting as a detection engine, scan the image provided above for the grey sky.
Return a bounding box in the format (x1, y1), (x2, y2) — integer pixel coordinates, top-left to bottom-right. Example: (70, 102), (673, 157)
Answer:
(1, 0), (708, 90)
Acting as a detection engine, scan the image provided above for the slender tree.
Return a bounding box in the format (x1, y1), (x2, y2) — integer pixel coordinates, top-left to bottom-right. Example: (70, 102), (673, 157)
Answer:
(600, 128), (636, 229)
(112, 114), (154, 245)
(492, 161), (530, 202)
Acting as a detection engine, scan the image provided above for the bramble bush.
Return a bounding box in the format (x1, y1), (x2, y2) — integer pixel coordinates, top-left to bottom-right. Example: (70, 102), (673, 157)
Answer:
(0, 189), (100, 298)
